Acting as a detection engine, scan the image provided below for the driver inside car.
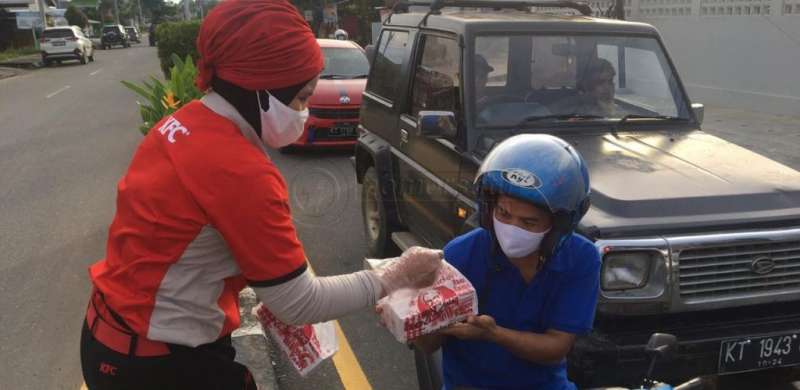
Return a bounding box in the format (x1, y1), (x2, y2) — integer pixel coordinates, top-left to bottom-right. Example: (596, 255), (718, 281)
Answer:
(413, 134), (601, 390)
(552, 57), (617, 117)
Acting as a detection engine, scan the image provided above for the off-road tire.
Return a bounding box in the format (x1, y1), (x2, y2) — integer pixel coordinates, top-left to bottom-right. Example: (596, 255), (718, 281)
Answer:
(361, 166), (399, 257)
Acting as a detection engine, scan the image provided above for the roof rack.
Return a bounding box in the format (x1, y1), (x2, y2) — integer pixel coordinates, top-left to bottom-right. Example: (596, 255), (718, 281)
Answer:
(394, 0), (593, 16)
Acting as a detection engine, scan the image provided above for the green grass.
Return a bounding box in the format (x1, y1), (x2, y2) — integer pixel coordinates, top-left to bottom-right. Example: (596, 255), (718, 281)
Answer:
(0, 47), (41, 62)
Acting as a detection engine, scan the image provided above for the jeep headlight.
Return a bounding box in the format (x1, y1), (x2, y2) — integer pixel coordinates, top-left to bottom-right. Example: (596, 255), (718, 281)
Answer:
(602, 251), (658, 291)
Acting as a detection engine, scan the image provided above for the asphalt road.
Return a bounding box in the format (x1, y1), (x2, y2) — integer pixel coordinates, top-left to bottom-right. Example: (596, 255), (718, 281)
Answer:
(0, 44), (156, 389)
(0, 43), (419, 390)
(264, 148), (419, 390)
(2, 40), (800, 390)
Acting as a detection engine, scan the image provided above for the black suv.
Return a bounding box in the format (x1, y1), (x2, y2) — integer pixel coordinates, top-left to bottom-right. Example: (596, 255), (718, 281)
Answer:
(355, 1), (800, 388)
(101, 25), (130, 49)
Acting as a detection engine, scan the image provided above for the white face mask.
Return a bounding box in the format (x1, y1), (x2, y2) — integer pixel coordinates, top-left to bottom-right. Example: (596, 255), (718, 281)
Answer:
(257, 91), (309, 148)
(493, 214), (549, 259)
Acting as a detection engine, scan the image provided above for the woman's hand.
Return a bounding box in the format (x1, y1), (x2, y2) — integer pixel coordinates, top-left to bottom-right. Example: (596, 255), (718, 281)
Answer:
(374, 246), (443, 295)
(439, 315), (497, 341)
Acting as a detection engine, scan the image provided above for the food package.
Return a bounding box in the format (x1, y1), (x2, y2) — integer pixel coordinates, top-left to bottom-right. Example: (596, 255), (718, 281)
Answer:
(378, 260), (478, 343)
(253, 304), (338, 377)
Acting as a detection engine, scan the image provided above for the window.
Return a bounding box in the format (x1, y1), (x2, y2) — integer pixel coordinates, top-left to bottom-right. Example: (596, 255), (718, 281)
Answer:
(366, 30), (410, 102)
(321, 47), (370, 79)
(475, 36), (509, 87)
(531, 37), (577, 89)
(410, 35), (461, 117)
(471, 35), (687, 128)
(623, 46), (677, 116)
(43, 29), (74, 39)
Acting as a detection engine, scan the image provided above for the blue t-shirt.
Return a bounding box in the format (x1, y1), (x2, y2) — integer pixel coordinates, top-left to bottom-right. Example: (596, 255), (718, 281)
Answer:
(442, 228), (601, 390)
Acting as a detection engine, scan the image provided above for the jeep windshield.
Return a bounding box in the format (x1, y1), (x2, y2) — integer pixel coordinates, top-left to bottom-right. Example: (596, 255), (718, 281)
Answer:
(473, 34), (690, 128)
(320, 47), (370, 79)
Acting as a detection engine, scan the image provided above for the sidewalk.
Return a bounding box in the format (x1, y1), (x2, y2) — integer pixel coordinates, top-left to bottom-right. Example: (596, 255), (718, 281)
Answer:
(0, 66), (22, 80)
(0, 54), (42, 69)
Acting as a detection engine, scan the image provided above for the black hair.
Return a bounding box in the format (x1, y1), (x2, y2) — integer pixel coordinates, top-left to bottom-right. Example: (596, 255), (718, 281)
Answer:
(210, 76), (313, 136)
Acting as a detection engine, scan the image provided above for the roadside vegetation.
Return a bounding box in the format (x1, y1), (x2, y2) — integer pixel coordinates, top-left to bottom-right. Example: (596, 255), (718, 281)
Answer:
(0, 47), (40, 62)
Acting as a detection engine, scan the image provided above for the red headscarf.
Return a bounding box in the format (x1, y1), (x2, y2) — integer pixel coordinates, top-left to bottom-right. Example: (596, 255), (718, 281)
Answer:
(196, 0), (324, 92)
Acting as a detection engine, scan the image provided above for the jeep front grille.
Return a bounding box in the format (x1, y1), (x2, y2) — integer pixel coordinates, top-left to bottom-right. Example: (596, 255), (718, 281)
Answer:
(678, 240), (800, 303)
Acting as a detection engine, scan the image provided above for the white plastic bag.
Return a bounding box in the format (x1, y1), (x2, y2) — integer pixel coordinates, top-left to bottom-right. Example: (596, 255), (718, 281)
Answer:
(378, 260), (478, 343)
(253, 303), (338, 377)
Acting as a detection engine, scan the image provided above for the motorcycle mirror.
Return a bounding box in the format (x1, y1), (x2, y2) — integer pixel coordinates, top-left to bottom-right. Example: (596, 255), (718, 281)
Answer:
(645, 333), (678, 361)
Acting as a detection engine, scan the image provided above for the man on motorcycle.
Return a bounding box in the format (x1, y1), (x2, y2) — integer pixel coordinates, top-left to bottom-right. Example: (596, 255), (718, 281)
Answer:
(414, 134), (601, 390)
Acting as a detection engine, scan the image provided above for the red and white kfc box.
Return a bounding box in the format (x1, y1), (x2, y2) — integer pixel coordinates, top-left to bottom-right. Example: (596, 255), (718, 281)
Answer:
(379, 261), (478, 343)
(254, 304), (338, 376)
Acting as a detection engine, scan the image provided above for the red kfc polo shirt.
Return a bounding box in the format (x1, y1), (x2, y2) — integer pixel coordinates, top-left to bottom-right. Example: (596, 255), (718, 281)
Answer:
(89, 97), (306, 347)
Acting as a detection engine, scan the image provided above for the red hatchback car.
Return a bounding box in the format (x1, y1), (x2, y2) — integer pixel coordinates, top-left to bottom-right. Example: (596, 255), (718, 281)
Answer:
(289, 39), (369, 150)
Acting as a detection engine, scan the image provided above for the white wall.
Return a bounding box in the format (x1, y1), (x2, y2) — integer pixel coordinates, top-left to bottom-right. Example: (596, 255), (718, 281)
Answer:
(645, 16), (800, 116)
(590, 0), (800, 115)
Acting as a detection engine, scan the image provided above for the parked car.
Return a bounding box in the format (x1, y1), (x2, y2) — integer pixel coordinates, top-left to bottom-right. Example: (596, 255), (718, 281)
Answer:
(356, 1), (800, 388)
(125, 26), (140, 44)
(101, 24), (129, 49)
(40, 26), (94, 66)
(284, 39), (369, 151)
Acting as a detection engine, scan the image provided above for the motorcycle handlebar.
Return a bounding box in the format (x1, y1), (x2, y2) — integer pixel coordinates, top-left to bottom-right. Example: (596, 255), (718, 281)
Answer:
(673, 377), (704, 390)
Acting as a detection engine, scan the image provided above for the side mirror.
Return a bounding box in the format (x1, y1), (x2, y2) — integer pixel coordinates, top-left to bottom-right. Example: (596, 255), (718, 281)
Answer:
(417, 111), (457, 139)
(645, 333), (678, 361)
(691, 103), (704, 126)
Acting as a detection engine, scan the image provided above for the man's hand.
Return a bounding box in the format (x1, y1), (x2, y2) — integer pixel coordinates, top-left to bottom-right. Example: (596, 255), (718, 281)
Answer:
(440, 315), (497, 341)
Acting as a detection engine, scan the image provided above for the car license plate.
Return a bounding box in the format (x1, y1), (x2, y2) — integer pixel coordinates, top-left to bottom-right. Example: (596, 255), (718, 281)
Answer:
(329, 124), (356, 137)
(52, 41), (66, 46)
(719, 332), (800, 374)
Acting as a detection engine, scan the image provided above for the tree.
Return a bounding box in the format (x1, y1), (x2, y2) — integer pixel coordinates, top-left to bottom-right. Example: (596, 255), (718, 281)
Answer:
(65, 5), (90, 28)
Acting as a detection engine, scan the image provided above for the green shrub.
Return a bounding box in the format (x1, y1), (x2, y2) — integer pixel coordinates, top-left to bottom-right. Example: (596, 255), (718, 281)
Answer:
(155, 21), (201, 79)
(122, 54), (203, 135)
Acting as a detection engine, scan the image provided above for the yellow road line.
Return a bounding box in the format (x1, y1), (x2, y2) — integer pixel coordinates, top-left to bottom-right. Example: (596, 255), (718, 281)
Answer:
(332, 321), (373, 390)
(307, 261), (372, 390)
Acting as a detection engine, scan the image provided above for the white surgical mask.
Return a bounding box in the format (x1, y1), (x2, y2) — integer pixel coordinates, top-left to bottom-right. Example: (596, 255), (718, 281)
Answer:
(493, 214), (549, 259)
(257, 91), (309, 148)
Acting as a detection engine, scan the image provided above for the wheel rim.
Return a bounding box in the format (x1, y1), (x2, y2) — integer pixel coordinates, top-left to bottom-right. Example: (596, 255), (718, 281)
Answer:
(364, 181), (381, 242)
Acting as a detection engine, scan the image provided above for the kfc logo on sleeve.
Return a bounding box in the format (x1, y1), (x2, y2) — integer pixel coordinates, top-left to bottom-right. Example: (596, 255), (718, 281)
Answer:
(158, 117), (190, 144)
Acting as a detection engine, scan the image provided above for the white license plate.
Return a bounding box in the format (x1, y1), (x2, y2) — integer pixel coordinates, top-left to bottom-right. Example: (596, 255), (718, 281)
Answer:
(52, 41), (66, 46)
(329, 125), (356, 137)
(719, 332), (800, 374)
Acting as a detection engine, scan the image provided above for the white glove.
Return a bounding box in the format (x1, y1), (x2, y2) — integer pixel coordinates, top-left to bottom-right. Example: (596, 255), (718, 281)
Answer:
(373, 246), (443, 295)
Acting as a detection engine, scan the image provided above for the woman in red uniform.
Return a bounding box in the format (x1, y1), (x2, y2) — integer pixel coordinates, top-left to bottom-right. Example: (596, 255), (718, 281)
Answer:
(79, 1), (441, 389)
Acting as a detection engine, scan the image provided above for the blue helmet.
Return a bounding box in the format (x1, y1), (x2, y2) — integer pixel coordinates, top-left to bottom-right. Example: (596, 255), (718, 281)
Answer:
(475, 134), (591, 258)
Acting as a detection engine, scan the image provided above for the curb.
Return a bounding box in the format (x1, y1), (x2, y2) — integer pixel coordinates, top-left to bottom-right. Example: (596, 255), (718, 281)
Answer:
(0, 66), (22, 80)
(0, 59), (42, 69)
(234, 288), (280, 390)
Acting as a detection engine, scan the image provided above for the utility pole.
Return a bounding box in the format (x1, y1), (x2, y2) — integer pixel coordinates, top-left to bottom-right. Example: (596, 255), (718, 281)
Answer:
(183, 0), (191, 20)
(36, 0), (47, 28)
(137, 0), (145, 27)
(113, 0), (121, 24)
(198, 0), (204, 19)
